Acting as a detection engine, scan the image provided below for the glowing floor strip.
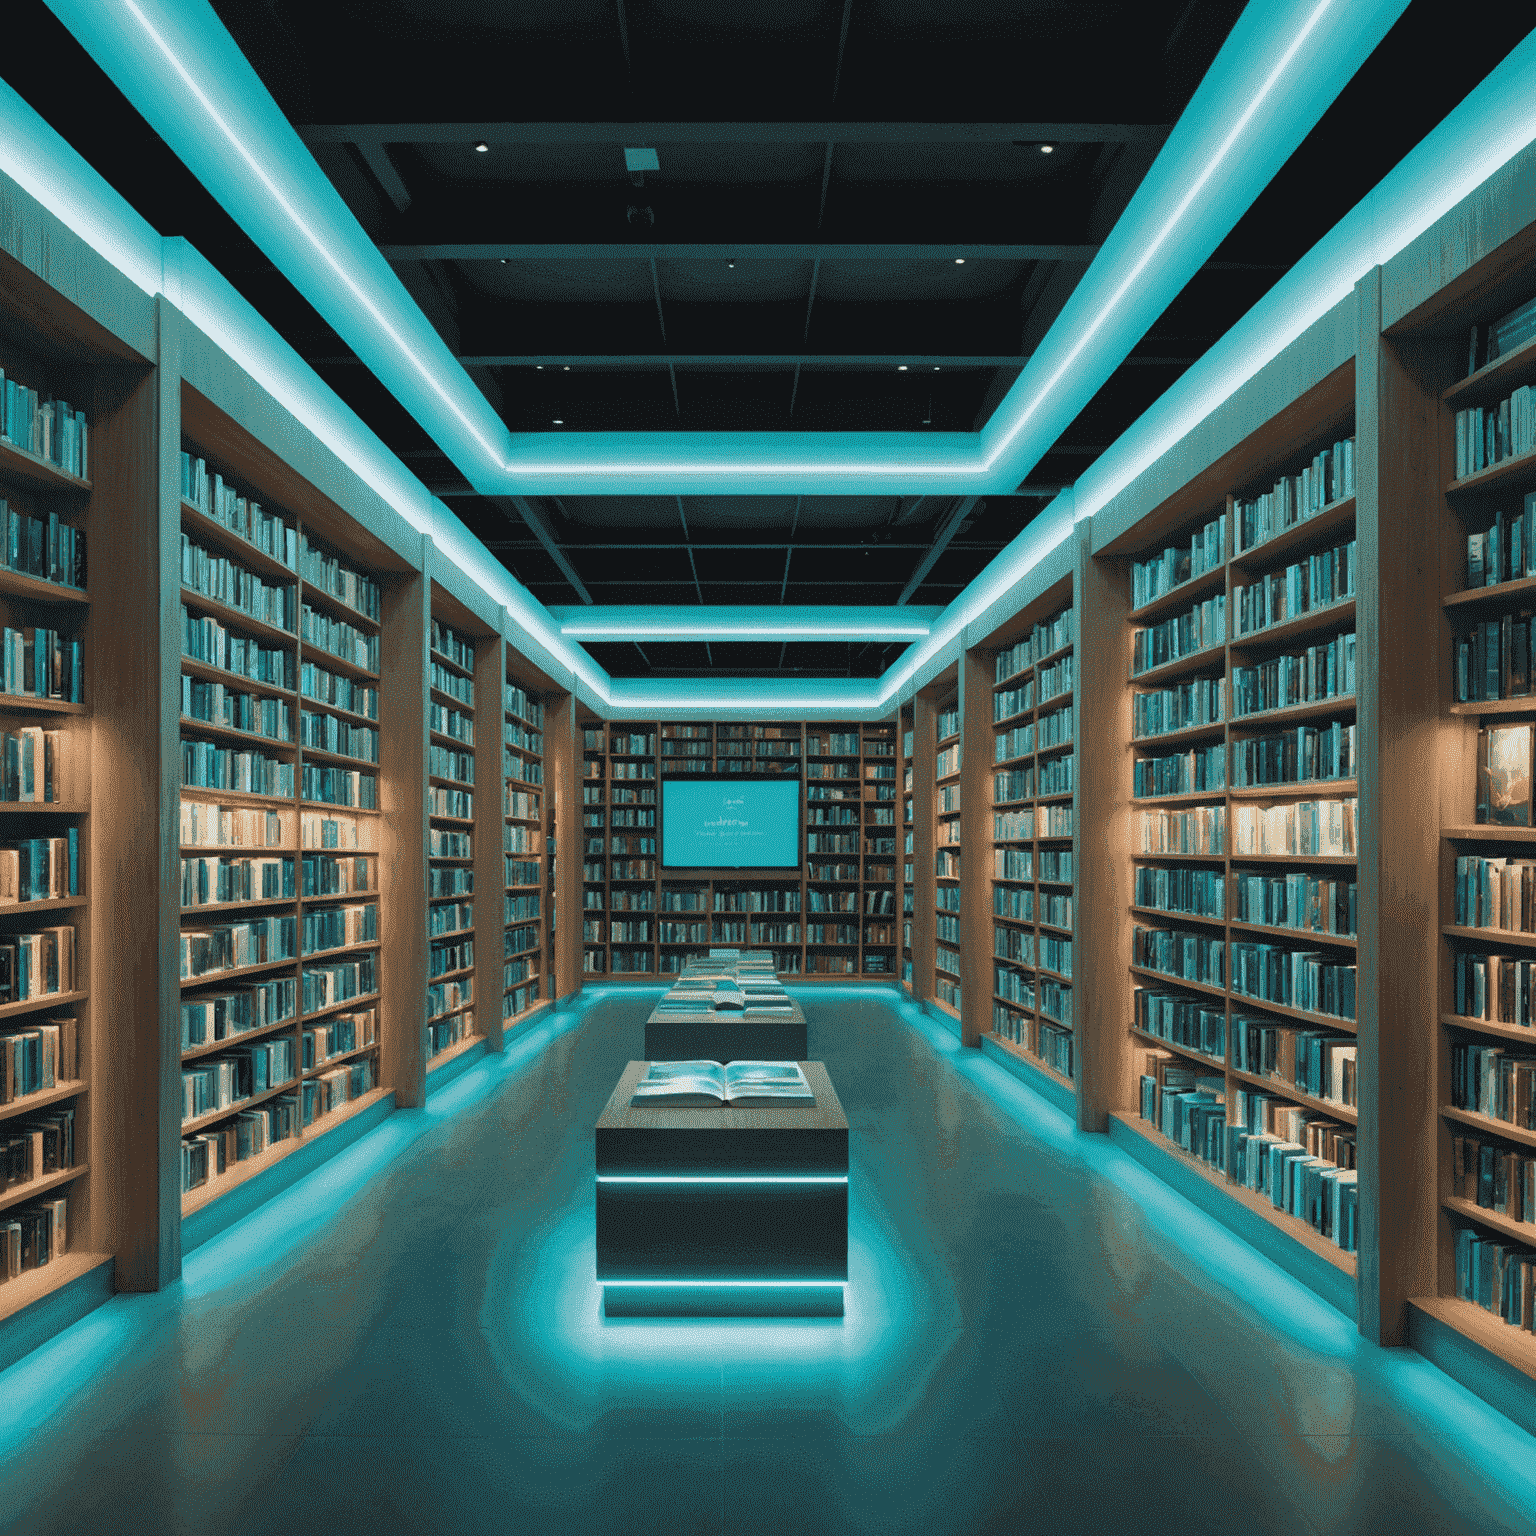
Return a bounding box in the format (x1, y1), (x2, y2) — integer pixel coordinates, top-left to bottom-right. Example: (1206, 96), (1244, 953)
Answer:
(596, 1175), (848, 1185)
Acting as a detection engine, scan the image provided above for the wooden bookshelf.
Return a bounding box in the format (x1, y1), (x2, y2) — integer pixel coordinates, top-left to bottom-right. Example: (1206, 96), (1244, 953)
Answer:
(503, 658), (549, 1030)
(900, 706), (914, 992)
(573, 716), (896, 981)
(1095, 363), (1362, 1277)
(423, 599), (490, 1070)
(974, 575), (1078, 1077)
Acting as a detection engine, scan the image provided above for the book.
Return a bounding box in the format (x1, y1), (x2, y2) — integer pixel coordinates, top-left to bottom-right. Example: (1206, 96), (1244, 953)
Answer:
(629, 1059), (814, 1107)
(1479, 725), (1534, 826)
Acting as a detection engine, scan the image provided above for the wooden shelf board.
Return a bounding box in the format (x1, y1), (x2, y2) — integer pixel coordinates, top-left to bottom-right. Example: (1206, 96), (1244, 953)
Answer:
(1441, 1196), (1536, 1250)
(1230, 597), (1357, 652)
(304, 583), (379, 633)
(0, 438), (91, 494)
(1228, 994), (1358, 1034)
(1444, 573), (1536, 612)
(1448, 697), (1536, 717)
(0, 989), (87, 1022)
(181, 957), (294, 990)
(301, 989), (381, 1024)
(1129, 963), (1226, 1000)
(180, 782), (295, 810)
(181, 503), (297, 584)
(302, 744), (378, 772)
(1444, 331), (1536, 408)
(1128, 1024), (1225, 1071)
(1409, 1294), (1536, 1387)
(1229, 779), (1357, 801)
(1129, 645), (1226, 690)
(1440, 1011), (1536, 1043)
(1133, 850), (1229, 864)
(1109, 1109), (1357, 1275)
(0, 567), (88, 608)
(0, 1161), (87, 1216)
(1231, 496), (1356, 570)
(0, 1079), (87, 1125)
(1445, 449), (1536, 499)
(0, 697), (85, 717)
(305, 646), (378, 684)
(1228, 851), (1358, 865)
(180, 894), (295, 918)
(1444, 825), (1536, 843)
(180, 1076), (300, 1136)
(179, 654), (297, 701)
(1231, 920), (1357, 949)
(1442, 923), (1536, 950)
(1127, 565), (1227, 626)
(180, 587), (297, 650)
(1130, 719), (1227, 750)
(1228, 1064), (1358, 1124)
(0, 1249), (111, 1330)
(1231, 695), (1357, 732)
(986, 1029), (1077, 1092)
(1130, 903), (1225, 929)
(1133, 788), (1229, 809)
(302, 1042), (378, 1079)
(179, 715), (295, 754)
(1442, 1104), (1536, 1152)
(181, 1015), (298, 1064)
(0, 802), (89, 816)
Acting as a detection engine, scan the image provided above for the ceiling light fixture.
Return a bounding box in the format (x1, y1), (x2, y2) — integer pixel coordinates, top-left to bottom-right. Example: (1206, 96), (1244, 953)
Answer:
(1040, 144), (1054, 154)
(553, 419), (563, 425)
(897, 365), (908, 371)
(727, 260), (736, 268)
(474, 141), (488, 153)
(954, 257), (965, 264)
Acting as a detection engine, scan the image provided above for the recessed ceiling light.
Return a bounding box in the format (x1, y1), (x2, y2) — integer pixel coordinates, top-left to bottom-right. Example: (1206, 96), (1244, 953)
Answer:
(727, 260), (736, 269)
(897, 365), (908, 371)
(536, 365), (544, 370)
(474, 141), (489, 153)
(564, 365), (570, 371)
(553, 419), (563, 425)
(1040, 143), (1054, 154)
(954, 257), (965, 265)
(934, 366), (941, 372)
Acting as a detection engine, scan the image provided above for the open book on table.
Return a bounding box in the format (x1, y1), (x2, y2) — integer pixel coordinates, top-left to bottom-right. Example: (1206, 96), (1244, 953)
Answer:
(630, 1059), (814, 1107)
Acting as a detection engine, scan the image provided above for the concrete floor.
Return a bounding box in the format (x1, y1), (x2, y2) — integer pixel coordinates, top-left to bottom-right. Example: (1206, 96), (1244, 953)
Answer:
(0, 985), (1533, 1535)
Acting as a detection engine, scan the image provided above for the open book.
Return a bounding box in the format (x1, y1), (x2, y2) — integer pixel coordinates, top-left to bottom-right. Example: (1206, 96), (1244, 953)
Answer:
(630, 1059), (814, 1107)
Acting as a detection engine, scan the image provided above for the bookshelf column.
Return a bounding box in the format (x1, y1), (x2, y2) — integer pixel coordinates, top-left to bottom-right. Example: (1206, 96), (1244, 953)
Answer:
(377, 552), (428, 1110)
(92, 304), (182, 1289)
(959, 652), (993, 1046)
(475, 633), (505, 1052)
(546, 690), (581, 1005)
(911, 692), (937, 1005)
(1077, 523), (1133, 1132)
(1355, 266), (1440, 1344)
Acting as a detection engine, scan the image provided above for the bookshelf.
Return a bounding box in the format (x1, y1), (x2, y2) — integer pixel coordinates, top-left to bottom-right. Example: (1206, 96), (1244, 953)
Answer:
(504, 659), (547, 1030)
(1096, 362), (1362, 1281)
(977, 581), (1078, 1087)
(923, 674), (962, 1024)
(575, 716), (896, 980)
(900, 707), (914, 991)
(178, 428), (392, 1220)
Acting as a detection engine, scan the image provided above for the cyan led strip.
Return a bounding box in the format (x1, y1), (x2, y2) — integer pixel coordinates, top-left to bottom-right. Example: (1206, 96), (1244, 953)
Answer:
(602, 1278), (846, 1288)
(596, 1175), (848, 1185)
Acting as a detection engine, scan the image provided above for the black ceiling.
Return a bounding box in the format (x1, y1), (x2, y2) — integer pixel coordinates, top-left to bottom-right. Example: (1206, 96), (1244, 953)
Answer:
(5, 3), (1534, 677)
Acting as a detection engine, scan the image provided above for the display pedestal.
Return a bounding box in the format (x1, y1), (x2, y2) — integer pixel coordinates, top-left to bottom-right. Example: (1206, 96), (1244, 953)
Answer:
(643, 999), (808, 1063)
(595, 1059), (848, 1316)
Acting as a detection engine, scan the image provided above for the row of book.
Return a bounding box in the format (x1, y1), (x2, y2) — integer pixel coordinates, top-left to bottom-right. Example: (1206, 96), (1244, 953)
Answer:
(504, 952), (539, 987)
(1453, 1228), (1536, 1333)
(0, 627), (82, 703)
(0, 501), (85, 590)
(179, 802), (283, 849)
(1234, 438), (1355, 554)
(1133, 745), (1224, 799)
(301, 763), (377, 809)
(1454, 617), (1536, 704)
(1230, 941), (1357, 1021)
(993, 848), (1072, 882)
(180, 979), (294, 1050)
(1137, 805), (1225, 855)
(1040, 892), (1072, 927)
(1234, 1017), (1357, 1107)
(1464, 496), (1536, 588)
(1453, 1133), (1536, 1226)
(604, 805), (648, 826)
(1452, 1042), (1536, 1129)
(427, 974), (471, 1022)
(1038, 755), (1073, 796)
(1230, 719), (1355, 788)
(301, 902), (376, 955)
(1133, 925), (1224, 987)
(427, 785), (472, 819)
(993, 678), (1035, 723)
(505, 859), (538, 887)
(1231, 631), (1356, 717)
(1455, 390), (1535, 480)
(1131, 593), (1225, 677)
(431, 828), (471, 859)
(0, 1198), (69, 1286)
(993, 805), (1073, 839)
(1454, 854), (1536, 932)
(1233, 869), (1357, 937)
(181, 537), (294, 632)
(1, 374), (86, 478)
(300, 605), (378, 674)
(304, 537), (379, 621)
(182, 739), (292, 796)
(429, 899), (473, 937)
(1133, 988), (1225, 1061)
(299, 709), (377, 763)
(429, 703), (473, 745)
(1134, 864), (1224, 918)
(0, 928), (74, 1003)
(1233, 797), (1358, 857)
(302, 660), (377, 719)
(429, 743), (474, 784)
(935, 742), (962, 778)
(304, 955), (376, 1013)
(993, 608), (1074, 682)
(429, 866), (472, 897)
(181, 916), (293, 979)
(936, 708), (960, 741)
(0, 727), (68, 805)
(2, 1103), (74, 1190)
(1132, 515), (1226, 610)
(184, 676), (291, 742)
(0, 1016), (77, 1101)
(182, 1035), (296, 1123)
(1232, 538), (1356, 638)
(0, 832), (76, 904)
(431, 661), (472, 706)
(428, 936), (473, 977)
(1449, 951), (1536, 1025)
(1470, 294), (1536, 372)
(994, 884), (1032, 920)
(1132, 676), (1225, 741)
(1039, 654), (1072, 703)
(183, 605), (292, 688)
(182, 455), (295, 568)
(504, 684), (542, 726)
(181, 853), (290, 908)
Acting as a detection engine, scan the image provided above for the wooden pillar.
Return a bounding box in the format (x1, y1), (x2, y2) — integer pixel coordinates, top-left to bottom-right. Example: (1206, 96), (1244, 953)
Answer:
(1074, 521), (1133, 1132)
(545, 690), (582, 1004)
(378, 545), (429, 1109)
(911, 692), (937, 1004)
(475, 631), (506, 1050)
(1354, 266), (1441, 1343)
(959, 650), (993, 1045)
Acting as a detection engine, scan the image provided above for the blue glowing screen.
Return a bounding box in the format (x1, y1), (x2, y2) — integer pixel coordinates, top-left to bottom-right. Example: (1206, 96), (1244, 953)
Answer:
(661, 777), (801, 870)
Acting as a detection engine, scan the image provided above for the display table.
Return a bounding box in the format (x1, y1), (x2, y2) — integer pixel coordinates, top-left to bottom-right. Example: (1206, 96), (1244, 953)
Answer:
(595, 1059), (848, 1316)
(642, 995), (808, 1063)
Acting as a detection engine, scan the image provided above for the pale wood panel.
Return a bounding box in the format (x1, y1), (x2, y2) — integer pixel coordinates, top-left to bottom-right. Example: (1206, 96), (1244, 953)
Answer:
(911, 692), (939, 1005)
(545, 690), (582, 1003)
(958, 650), (993, 1046)
(474, 632), (506, 1051)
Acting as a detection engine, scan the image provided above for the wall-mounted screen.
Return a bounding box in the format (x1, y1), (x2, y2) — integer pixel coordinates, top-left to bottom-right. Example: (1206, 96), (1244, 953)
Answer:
(661, 777), (801, 869)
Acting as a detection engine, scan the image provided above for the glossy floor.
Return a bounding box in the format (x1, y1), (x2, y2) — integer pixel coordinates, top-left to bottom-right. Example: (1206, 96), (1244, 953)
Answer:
(1, 987), (1534, 1535)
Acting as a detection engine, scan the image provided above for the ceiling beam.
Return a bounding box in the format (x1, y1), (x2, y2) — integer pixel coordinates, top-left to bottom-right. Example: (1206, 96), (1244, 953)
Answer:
(897, 495), (979, 605)
(299, 122), (1172, 146)
(497, 495), (594, 604)
(379, 241), (1100, 263)
(348, 352), (1195, 369)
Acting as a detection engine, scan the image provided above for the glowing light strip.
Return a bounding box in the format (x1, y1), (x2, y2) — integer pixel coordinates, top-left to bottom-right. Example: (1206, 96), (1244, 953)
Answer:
(985, 0), (1334, 467)
(602, 1278), (846, 1288)
(561, 624), (932, 639)
(596, 1175), (848, 1185)
(119, 0), (506, 468)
